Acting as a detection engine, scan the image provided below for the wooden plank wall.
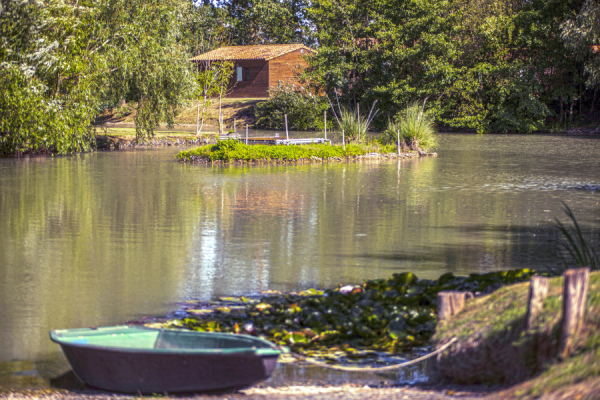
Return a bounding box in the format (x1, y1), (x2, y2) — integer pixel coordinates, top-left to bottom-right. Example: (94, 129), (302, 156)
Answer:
(268, 50), (309, 90)
(228, 60), (269, 98)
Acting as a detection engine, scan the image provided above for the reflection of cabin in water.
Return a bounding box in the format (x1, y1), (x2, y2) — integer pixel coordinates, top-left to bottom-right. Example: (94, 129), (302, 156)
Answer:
(190, 44), (315, 98)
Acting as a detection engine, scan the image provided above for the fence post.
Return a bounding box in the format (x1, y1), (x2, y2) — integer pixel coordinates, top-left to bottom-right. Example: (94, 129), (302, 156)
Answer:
(324, 111), (327, 141)
(559, 268), (590, 357)
(438, 291), (472, 322)
(285, 114), (289, 140)
(525, 276), (549, 330)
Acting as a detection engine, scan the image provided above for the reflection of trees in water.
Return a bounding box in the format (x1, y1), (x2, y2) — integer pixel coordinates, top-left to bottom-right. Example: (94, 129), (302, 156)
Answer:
(0, 152), (197, 360)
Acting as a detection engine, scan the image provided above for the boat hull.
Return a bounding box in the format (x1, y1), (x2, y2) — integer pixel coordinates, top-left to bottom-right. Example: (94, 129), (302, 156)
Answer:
(60, 344), (278, 393)
(51, 326), (281, 393)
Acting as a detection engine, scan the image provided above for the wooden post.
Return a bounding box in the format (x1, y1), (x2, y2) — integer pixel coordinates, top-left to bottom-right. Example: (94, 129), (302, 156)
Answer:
(559, 268), (590, 357)
(234, 118), (237, 133)
(525, 276), (549, 330)
(324, 111), (327, 140)
(285, 114), (289, 140)
(357, 104), (361, 142)
(245, 125), (248, 145)
(397, 129), (401, 156)
(438, 291), (469, 321)
(342, 129), (345, 150)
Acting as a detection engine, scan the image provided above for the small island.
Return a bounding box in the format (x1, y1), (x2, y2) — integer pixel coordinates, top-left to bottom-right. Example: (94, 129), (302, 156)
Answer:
(175, 140), (436, 164)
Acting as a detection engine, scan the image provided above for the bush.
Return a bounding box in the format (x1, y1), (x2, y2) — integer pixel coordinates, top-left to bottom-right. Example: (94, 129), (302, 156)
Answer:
(255, 83), (329, 130)
(381, 102), (437, 151)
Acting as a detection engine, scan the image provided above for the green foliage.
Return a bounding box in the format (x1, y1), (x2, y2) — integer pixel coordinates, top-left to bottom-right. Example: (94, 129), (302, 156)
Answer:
(92, 0), (194, 139)
(255, 83), (329, 130)
(397, 102), (437, 151)
(216, 0), (315, 46)
(556, 204), (599, 271)
(0, 0), (194, 154)
(0, 0), (96, 154)
(176, 139), (376, 162)
(304, 0), (586, 133)
(169, 268), (535, 358)
(561, 0), (600, 87)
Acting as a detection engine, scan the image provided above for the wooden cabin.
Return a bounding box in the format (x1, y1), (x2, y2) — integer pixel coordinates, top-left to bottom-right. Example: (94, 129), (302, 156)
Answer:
(190, 44), (315, 98)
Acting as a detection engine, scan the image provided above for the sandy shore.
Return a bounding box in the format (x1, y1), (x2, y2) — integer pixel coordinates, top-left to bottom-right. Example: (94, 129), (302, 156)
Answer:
(0, 385), (490, 400)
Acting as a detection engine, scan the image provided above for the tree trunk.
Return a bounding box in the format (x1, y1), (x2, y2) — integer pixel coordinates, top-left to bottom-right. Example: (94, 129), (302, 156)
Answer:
(559, 97), (564, 124)
(525, 276), (549, 330)
(569, 97), (574, 123)
(559, 268), (590, 358)
(196, 101), (200, 136)
(219, 98), (223, 136)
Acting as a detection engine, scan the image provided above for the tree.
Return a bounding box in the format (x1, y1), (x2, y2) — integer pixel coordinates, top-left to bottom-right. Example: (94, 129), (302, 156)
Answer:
(216, 0), (316, 45)
(0, 0), (195, 154)
(0, 0), (97, 154)
(91, 0), (194, 138)
(193, 61), (234, 135)
(305, 0), (587, 132)
(562, 0), (600, 87)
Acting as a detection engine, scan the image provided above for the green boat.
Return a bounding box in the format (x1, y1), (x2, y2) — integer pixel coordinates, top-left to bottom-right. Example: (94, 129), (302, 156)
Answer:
(50, 325), (283, 393)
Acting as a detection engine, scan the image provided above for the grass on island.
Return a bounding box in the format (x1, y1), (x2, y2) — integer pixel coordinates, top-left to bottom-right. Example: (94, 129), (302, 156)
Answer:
(176, 139), (399, 162)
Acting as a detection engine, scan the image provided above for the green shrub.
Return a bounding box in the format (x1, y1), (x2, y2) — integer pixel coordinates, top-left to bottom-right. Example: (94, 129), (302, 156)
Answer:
(381, 118), (403, 147)
(396, 102), (437, 151)
(255, 83), (329, 130)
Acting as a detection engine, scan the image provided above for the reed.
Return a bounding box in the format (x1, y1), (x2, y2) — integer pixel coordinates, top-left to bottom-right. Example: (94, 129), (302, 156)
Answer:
(328, 97), (378, 145)
(556, 204), (599, 271)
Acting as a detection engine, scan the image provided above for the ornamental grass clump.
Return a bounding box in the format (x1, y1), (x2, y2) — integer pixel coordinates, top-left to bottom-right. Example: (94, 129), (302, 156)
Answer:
(329, 98), (378, 145)
(337, 107), (372, 144)
(396, 102), (437, 151)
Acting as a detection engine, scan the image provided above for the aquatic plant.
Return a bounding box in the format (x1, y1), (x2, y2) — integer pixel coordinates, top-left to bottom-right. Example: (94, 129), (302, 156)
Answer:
(556, 204), (599, 271)
(335, 107), (374, 144)
(168, 268), (535, 361)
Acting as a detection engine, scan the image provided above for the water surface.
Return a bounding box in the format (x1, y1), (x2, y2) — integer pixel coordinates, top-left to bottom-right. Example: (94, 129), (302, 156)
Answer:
(1, 133), (599, 387)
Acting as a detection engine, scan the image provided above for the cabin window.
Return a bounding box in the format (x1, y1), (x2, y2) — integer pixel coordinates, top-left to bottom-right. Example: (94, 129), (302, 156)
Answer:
(236, 66), (243, 82)
(245, 68), (250, 81)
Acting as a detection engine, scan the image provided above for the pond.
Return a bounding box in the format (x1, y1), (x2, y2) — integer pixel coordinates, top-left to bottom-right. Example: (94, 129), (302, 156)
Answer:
(1, 133), (599, 388)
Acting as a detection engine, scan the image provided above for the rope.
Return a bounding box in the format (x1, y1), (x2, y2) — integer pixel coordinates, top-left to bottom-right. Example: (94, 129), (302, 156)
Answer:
(284, 337), (458, 372)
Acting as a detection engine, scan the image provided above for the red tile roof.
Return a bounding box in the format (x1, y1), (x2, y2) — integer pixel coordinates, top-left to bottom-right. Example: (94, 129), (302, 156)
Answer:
(190, 44), (315, 61)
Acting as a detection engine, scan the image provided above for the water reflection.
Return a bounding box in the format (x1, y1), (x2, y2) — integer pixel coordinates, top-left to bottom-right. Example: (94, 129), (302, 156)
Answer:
(0, 134), (599, 388)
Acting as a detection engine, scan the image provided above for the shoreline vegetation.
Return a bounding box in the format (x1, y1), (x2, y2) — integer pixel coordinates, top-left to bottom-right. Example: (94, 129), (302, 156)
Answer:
(154, 269), (535, 359)
(175, 140), (436, 164)
(3, 0), (600, 155)
(139, 268), (600, 400)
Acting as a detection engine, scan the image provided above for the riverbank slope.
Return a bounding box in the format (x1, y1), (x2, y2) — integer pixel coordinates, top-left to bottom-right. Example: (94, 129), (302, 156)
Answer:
(433, 271), (600, 399)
